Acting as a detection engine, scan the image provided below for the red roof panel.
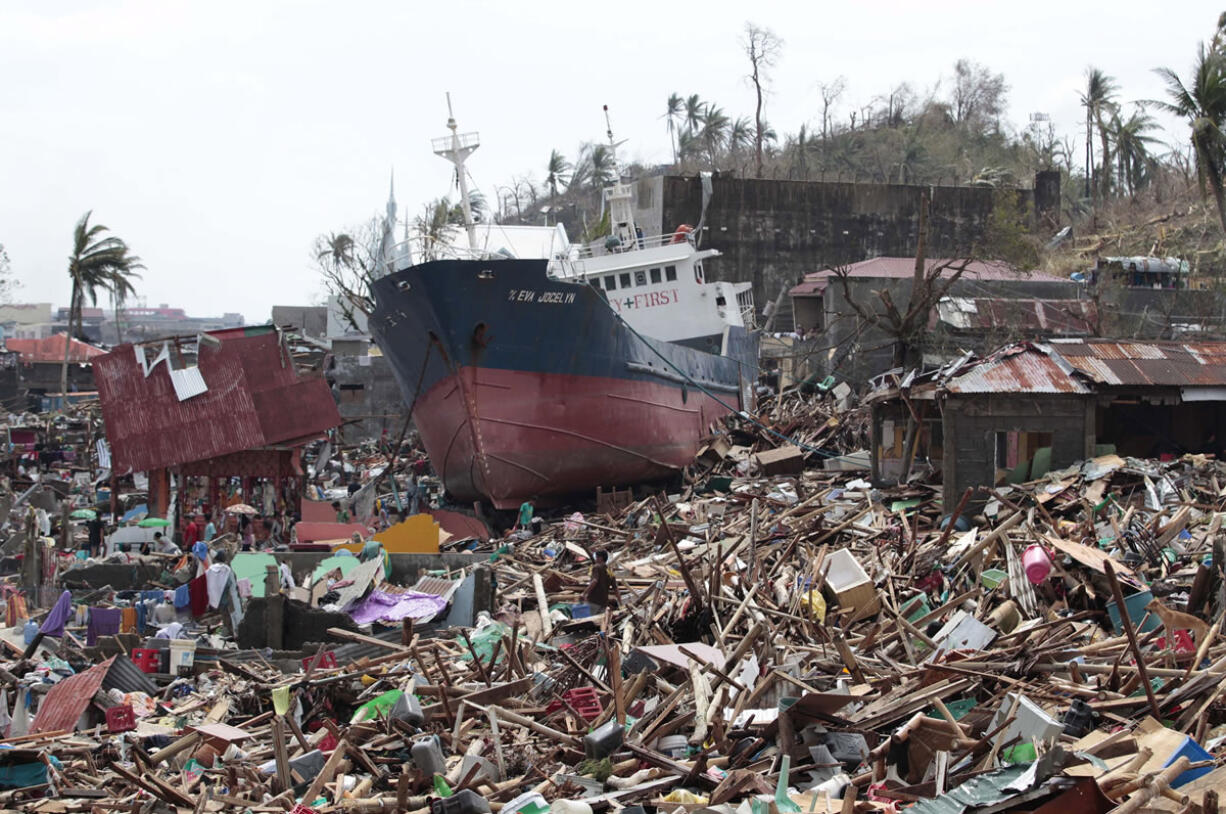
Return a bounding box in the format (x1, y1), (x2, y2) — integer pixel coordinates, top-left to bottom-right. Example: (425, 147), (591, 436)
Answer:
(32, 656), (113, 734)
(6, 334), (105, 363)
(93, 333), (340, 474)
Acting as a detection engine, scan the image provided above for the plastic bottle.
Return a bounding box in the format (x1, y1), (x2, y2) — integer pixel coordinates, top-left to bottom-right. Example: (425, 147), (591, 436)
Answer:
(412, 735), (447, 777)
(582, 719), (624, 760)
(22, 619), (38, 645)
(429, 788), (490, 814)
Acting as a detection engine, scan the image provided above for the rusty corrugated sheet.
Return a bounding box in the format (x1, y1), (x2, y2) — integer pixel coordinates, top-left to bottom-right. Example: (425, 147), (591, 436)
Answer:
(947, 349), (1091, 394)
(93, 332), (341, 474)
(938, 298), (1096, 335)
(31, 656), (113, 734)
(1051, 340), (1226, 387)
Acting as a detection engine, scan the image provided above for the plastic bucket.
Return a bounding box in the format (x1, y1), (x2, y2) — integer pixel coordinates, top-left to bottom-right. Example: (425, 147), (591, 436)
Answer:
(1106, 590), (1161, 634)
(657, 734), (688, 759)
(1022, 545), (1052, 584)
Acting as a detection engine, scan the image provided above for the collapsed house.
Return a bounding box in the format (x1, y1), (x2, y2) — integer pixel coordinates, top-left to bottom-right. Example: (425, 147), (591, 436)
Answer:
(870, 338), (1226, 507)
(91, 326), (342, 519)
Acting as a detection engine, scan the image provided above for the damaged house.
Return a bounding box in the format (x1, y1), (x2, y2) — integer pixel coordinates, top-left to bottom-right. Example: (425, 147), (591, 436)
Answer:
(870, 339), (1226, 508)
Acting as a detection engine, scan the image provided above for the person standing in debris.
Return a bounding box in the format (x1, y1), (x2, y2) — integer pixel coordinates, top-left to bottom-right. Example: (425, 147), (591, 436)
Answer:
(583, 549), (618, 611)
(86, 515), (104, 558)
(203, 515), (217, 543)
(241, 515), (256, 551)
(333, 501), (350, 523)
(515, 499), (534, 532)
(183, 514), (202, 549)
(359, 535), (391, 580)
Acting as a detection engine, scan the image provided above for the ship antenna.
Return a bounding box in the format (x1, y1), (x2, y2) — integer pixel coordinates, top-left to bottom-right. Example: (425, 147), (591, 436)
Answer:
(433, 93), (480, 252)
(603, 104), (621, 175)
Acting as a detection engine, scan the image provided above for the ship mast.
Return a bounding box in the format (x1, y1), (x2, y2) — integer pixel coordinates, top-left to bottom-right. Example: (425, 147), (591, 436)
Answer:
(602, 105), (638, 252)
(432, 93), (480, 252)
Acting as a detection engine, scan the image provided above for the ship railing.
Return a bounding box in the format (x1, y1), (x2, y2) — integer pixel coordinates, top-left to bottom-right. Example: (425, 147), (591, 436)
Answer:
(381, 238), (508, 273)
(431, 132), (480, 153)
(573, 230), (695, 259)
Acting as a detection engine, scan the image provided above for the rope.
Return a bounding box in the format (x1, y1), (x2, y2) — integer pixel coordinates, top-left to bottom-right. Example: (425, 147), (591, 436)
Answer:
(592, 290), (860, 462)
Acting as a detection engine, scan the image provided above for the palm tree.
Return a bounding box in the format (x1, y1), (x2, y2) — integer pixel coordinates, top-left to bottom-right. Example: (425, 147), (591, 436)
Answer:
(684, 94), (705, 135)
(700, 104), (730, 167)
(1079, 68), (1118, 202)
(545, 150), (571, 199)
(728, 116), (754, 167)
(1112, 107), (1161, 197)
(676, 130), (702, 166)
(316, 232), (356, 270)
(1152, 44), (1226, 232)
(663, 94), (684, 164)
(588, 144), (616, 189)
(61, 211), (143, 396)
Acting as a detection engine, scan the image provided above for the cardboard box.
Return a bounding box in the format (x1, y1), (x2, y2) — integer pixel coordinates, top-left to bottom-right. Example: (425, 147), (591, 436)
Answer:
(824, 549), (880, 621)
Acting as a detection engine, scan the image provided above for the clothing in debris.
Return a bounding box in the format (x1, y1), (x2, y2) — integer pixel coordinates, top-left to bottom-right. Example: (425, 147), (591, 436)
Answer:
(39, 591), (73, 638)
(189, 575), (209, 617)
(86, 607), (122, 646)
(205, 563), (233, 609)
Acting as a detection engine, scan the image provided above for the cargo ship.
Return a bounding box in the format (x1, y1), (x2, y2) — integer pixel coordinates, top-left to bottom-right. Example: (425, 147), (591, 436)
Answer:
(367, 104), (759, 509)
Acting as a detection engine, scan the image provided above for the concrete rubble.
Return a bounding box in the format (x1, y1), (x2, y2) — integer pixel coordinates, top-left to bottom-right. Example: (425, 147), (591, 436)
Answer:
(0, 390), (1224, 814)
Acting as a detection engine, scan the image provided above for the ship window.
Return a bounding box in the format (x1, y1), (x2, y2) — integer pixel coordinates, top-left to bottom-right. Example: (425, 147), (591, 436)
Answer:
(665, 265), (677, 282)
(650, 267), (661, 284)
(635, 271), (647, 287)
(619, 272), (631, 288)
(604, 275), (616, 291)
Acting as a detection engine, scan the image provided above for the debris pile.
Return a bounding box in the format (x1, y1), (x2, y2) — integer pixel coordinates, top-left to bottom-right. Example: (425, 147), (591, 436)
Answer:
(2, 448), (1226, 813)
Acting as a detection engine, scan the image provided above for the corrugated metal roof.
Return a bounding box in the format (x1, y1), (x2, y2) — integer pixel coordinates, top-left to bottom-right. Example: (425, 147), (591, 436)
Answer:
(1050, 340), (1226, 387)
(32, 656), (113, 734)
(6, 334), (105, 363)
(101, 654), (157, 695)
(93, 332), (341, 474)
(946, 348), (1091, 394)
(937, 298), (1096, 335)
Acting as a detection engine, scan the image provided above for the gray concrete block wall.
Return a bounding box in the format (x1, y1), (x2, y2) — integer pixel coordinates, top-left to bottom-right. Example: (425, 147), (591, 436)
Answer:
(659, 174), (1018, 311)
(941, 395), (1093, 508)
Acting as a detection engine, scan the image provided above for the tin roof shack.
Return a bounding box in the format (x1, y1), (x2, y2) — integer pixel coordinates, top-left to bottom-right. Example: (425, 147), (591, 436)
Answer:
(789, 258), (1078, 386)
(6, 333), (105, 409)
(871, 339), (1226, 510)
(92, 328), (341, 517)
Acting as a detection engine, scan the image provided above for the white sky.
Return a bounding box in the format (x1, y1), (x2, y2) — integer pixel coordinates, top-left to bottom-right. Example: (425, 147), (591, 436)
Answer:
(1, 0), (1220, 324)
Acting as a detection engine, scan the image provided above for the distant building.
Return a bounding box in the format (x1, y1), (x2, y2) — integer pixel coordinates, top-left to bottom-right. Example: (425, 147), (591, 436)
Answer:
(271, 305), (328, 339)
(102, 304), (244, 344)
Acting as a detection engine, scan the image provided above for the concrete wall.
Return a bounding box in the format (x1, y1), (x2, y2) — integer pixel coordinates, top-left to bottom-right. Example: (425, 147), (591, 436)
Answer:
(940, 395), (1093, 508)
(327, 352), (407, 442)
(656, 174), (1026, 313)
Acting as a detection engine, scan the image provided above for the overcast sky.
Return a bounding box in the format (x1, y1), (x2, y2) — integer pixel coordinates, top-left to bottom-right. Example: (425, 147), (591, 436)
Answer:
(1, 0), (1221, 324)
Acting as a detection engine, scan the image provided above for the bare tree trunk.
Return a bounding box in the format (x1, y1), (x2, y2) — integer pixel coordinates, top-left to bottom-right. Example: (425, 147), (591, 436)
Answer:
(753, 70), (764, 178)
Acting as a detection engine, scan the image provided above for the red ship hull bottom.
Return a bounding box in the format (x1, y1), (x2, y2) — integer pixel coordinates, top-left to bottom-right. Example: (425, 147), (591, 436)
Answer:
(412, 366), (733, 509)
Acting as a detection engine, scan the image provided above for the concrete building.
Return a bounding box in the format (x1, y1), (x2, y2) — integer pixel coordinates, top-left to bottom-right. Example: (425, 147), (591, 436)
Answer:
(870, 339), (1226, 510)
(272, 305), (328, 340)
(787, 257), (1081, 386)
